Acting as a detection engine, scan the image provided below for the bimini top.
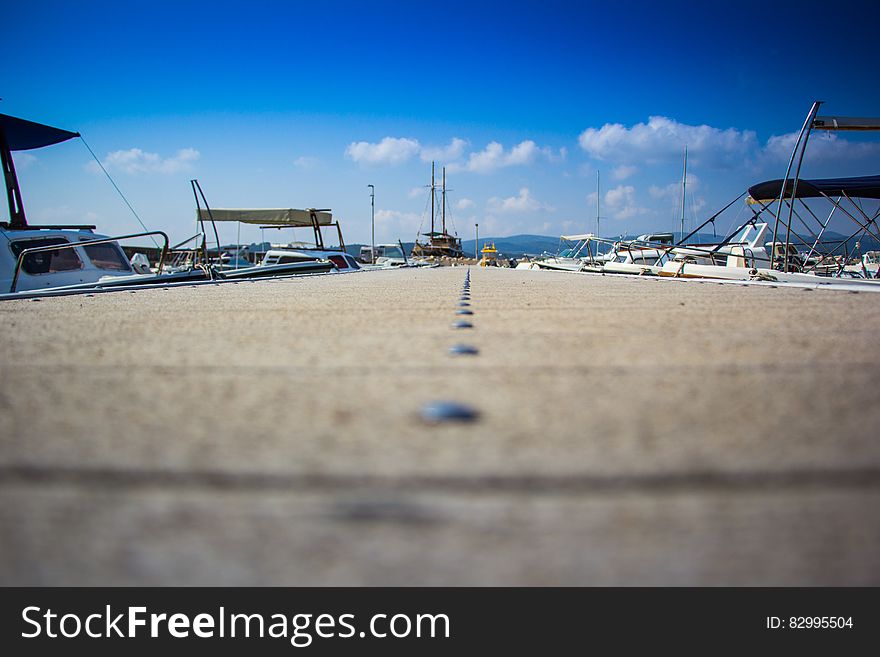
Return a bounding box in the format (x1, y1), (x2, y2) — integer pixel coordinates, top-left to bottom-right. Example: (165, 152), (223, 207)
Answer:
(196, 208), (333, 226)
(0, 113), (80, 150)
(748, 175), (880, 202)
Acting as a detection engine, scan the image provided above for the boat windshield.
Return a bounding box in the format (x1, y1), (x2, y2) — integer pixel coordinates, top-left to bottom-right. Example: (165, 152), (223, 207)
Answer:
(9, 237), (83, 274)
(381, 246), (404, 258)
(81, 241), (131, 271)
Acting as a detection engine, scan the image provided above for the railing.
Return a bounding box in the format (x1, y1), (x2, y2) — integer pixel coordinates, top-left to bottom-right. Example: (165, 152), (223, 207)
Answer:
(10, 230), (170, 293)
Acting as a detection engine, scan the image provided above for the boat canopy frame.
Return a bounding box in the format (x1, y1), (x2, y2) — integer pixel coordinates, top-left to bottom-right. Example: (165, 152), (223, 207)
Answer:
(192, 184), (345, 255)
(1, 113), (80, 229)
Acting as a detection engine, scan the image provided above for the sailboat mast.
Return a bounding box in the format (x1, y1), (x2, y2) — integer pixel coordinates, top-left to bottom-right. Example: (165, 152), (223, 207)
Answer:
(442, 166), (446, 235)
(595, 170), (600, 258)
(430, 161), (435, 235)
(680, 146), (688, 242)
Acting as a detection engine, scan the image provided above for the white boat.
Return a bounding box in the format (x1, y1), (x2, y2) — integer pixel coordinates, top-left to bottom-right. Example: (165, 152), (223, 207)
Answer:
(0, 113), (162, 293)
(602, 233), (675, 275)
(515, 233), (607, 271)
(372, 244), (409, 268)
(196, 207), (361, 272)
(859, 251), (880, 278)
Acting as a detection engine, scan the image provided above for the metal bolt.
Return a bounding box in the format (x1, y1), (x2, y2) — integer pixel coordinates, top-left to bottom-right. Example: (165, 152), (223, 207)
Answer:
(456, 309), (473, 315)
(458, 301), (470, 307)
(420, 400), (480, 424)
(449, 344), (479, 355)
(451, 320), (473, 329)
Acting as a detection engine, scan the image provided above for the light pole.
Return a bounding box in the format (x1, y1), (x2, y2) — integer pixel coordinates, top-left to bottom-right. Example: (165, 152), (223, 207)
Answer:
(474, 223), (479, 260)
(367, 184), (375, 263)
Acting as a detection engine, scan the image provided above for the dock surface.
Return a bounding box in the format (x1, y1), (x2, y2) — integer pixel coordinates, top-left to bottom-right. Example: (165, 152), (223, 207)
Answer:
(1, 267), (879, 585)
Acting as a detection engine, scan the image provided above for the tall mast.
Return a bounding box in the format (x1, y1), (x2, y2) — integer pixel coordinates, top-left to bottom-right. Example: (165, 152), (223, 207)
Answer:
(430, 161), (435, 235)
(595, 170), (600, 258)
(441, 166), (446, 235)
(680, 146), (688, 242)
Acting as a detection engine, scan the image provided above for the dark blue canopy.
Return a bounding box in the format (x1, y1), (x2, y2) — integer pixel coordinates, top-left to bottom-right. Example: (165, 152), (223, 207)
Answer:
(0, 113), (79, 150)
(749, 175), (880, 201)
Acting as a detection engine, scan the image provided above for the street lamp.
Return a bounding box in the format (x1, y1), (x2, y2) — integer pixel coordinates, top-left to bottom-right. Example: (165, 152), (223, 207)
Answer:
(367, 184), (375, 263)
(475, 223), (479, 260)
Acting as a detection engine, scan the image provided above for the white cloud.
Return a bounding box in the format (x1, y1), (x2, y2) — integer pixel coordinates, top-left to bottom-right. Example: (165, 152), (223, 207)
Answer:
(611, 164), (637, 180)
(763, 131), (880, 164)
(374, 209), (423, 238)
(456, 198), (475, 210)
(579, 116), (758, 169)
(346, 136), (563, 173)
(649, 173), (700, 200)
(408, 186), (426, 199)
(345, 137), (421, 165)
(604, 185), (648, 221)
(420, 137), (468, 163)
(293, 155), (320, 169)
(345, 136), (469, 167)
(486, 187), (554, 214)
(455, 140), (563, 173)
(14, 153), (37, 170)
(92, 147), (200, 174)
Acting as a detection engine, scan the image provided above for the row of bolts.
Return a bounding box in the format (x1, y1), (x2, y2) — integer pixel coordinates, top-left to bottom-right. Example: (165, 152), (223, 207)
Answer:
(421, 268), (481, 424)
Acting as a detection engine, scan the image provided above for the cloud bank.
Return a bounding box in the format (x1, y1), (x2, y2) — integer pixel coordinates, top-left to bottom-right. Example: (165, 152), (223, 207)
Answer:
(486, 188), (554, 214)
(579, 116), (757, 169)
(93, 147), (200, 174)
(346, 136), (563, 172)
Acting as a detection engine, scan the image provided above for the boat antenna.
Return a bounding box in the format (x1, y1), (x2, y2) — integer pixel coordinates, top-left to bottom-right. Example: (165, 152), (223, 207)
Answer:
(596, 169), (601, 257)
(679, 146), (688, 243)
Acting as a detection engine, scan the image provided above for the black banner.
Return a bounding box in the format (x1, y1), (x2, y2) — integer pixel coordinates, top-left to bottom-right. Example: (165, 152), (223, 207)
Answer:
(1, 588), (874, 654)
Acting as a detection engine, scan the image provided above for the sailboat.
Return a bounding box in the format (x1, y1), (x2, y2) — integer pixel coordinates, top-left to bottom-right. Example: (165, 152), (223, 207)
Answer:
(411, 162), (464, 259)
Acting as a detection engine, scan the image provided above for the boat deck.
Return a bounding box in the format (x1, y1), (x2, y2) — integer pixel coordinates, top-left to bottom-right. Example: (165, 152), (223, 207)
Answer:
(1, 267), (879, 585)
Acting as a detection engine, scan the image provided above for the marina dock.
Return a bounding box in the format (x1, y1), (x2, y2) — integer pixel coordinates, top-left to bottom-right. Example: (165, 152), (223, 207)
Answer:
(1, 267), (879, 585)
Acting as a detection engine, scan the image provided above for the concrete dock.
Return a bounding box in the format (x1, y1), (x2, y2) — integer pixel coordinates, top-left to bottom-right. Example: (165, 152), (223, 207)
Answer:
(1, 267), (878, 585)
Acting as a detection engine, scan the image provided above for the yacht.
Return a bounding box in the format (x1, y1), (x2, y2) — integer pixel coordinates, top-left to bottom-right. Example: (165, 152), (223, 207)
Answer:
(0, 113), (159, 293)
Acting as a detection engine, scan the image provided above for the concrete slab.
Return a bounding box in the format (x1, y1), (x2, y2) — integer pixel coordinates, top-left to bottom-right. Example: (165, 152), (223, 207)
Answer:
(1, 267), (878, 584)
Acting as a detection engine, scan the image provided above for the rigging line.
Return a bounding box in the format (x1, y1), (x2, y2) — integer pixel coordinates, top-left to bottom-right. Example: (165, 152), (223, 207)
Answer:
(79, 136), (160, 249)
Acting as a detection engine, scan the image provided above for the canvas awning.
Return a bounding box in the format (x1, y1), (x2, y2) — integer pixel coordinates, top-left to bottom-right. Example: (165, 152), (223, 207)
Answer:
(748, 175), (880, 202)
(813, 116), (880, 131)
(0, 113), (80, 150)
(196, 208), (333, 226)
(560, 233), (595, 241)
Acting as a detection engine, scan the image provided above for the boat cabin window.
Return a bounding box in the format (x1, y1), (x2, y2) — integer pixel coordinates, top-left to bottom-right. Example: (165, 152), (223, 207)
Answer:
(80, 241), (131, 271)
(9, 237), (83, 274)
(277, 255), (311, 264)
(328, 255), (350, 269)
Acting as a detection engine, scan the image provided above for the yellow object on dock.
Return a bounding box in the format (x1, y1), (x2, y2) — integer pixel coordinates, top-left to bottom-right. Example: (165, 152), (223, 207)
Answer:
(479, 242), (498, 267)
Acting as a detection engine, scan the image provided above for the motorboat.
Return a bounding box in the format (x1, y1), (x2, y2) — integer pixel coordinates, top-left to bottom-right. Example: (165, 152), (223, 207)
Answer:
(195, 207), (360, 273)
(515, 234), (607, 271)
(602, 233), (674, 275)
(0, 113), (165, 293)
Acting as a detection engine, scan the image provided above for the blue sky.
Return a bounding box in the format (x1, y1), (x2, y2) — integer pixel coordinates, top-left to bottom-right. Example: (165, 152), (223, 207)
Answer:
(3, 0), (880, 246)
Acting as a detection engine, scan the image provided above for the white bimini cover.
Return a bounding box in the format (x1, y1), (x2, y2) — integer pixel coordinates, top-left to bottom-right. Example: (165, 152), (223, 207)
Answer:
(197, 208), (332, 226)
